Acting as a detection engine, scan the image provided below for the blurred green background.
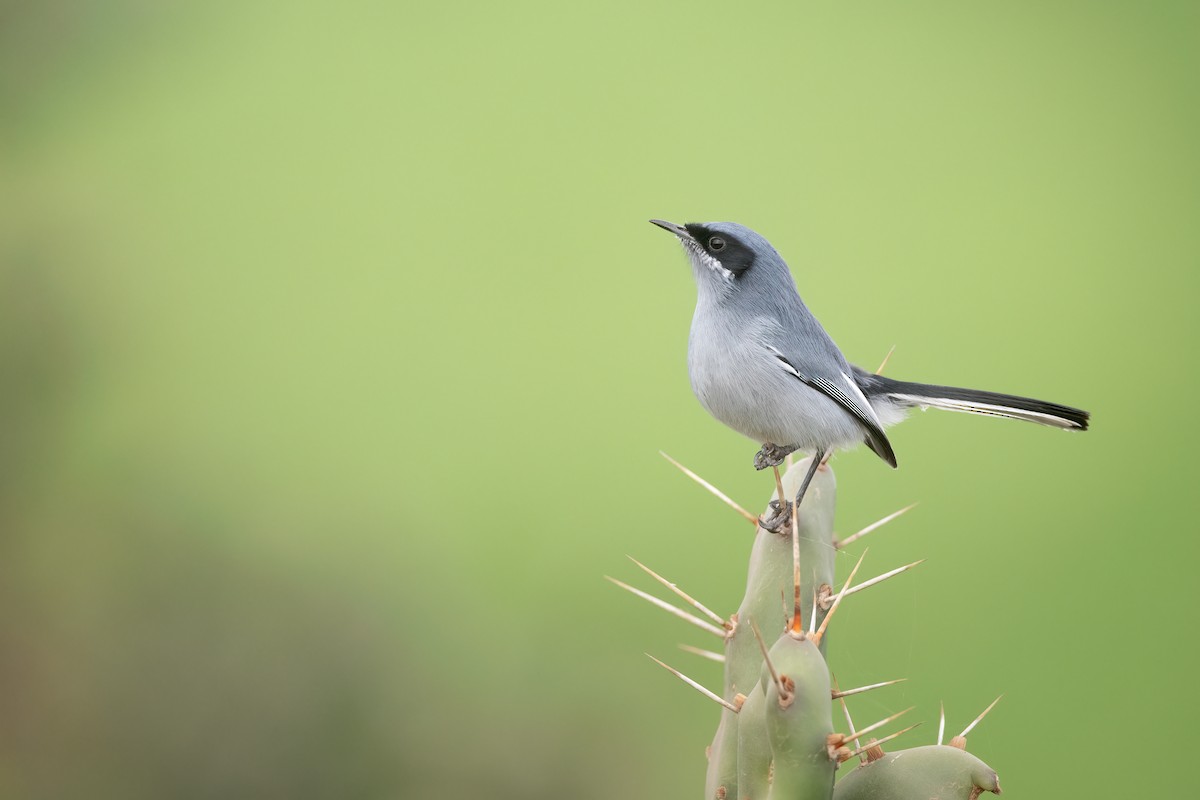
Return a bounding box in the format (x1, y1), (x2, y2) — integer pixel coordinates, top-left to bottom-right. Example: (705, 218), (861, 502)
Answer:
(2, 1), (1196, 797)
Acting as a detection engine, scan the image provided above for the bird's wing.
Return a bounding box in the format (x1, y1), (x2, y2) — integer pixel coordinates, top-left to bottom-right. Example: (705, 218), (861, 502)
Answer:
(767, 346), (898, 468)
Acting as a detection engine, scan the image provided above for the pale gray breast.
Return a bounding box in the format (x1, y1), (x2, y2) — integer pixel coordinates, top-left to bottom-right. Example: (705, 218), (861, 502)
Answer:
(688, 313), (873, 450)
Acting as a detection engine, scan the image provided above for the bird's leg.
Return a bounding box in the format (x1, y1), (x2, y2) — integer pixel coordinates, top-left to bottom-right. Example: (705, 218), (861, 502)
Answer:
(758, 465), (792, 532)
(758, 457), (812, 533)
(792, 448), (827, 512)
(753, 442), (799, 471)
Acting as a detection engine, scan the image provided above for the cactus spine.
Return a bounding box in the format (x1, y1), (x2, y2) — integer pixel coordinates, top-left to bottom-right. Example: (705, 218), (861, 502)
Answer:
(614, 455), (1004, 799)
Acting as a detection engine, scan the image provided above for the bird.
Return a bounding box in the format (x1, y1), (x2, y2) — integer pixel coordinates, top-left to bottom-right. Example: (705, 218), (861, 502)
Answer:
(650, 219), (1089, 517)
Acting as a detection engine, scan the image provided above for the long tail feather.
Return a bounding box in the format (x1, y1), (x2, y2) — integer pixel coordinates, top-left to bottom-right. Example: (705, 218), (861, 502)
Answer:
(853, 367), (1090, 431)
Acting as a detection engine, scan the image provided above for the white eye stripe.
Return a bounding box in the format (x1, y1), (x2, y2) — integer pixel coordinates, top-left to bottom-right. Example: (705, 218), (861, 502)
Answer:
(687, 241), (734, 281)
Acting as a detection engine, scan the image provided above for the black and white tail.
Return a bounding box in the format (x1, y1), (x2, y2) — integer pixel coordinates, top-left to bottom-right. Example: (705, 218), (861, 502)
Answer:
(852, 367), (1090, 431)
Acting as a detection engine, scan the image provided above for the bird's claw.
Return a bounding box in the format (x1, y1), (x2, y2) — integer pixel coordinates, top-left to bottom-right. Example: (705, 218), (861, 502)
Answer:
(758, 499), (793, 532)
(753, 442), (799, 471)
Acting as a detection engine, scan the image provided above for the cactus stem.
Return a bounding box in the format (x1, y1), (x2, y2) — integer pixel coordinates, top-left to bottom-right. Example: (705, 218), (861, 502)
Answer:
(645, 653), (743, 713)
(841, 723), (923, 762)
(837, 503), (918, 549)
(829, 559), (925, 608)
(750, 621), (787, 697)
(678, 644), (725, 663)
(938, 701), (947, 745)
(605, 576), (725, 638)
(626, 556), (727, 628)
(811, 549), (869, 646)
(842, 706), (915, 744)
(832, 678), (907, 699)
(659, 451), (758, 526)
(875, 344), (897, 375)
(957, 695), (1003, 742)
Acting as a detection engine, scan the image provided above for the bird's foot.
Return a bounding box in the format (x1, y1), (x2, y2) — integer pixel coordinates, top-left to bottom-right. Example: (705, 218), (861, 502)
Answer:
(753, 442), (799, 471)
(759, 499), (793, 532)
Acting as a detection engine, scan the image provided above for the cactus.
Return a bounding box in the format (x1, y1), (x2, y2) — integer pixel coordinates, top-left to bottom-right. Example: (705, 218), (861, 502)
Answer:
(611, 455), (1004, 799)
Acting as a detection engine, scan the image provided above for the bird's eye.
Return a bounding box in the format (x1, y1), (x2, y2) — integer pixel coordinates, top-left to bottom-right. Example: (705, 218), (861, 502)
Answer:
(708, 237), (726, 252)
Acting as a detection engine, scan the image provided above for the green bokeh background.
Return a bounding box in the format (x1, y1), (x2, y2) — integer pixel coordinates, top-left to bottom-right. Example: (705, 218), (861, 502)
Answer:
(2, 2), (1196, 797)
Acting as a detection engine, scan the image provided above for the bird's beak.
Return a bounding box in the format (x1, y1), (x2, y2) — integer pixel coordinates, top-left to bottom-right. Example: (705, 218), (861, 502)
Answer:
(649, 219), (692, 240)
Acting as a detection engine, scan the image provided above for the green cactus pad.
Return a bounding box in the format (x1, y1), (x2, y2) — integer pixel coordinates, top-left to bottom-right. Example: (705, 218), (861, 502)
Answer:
(762, 632), (836, 800)
(677, 455), (1006, 800)
(833, 745), (1001, 799)
(736, 685), (771, 800)
(705, 457), (838, 800)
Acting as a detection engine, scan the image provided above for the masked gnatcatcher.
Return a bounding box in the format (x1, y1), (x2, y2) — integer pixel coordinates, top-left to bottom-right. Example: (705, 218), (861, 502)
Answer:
(651, 219), (1089, 517)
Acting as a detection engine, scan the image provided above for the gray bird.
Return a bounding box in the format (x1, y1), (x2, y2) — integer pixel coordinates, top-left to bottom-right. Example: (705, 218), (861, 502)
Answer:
(651, 219), (1089, 514)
